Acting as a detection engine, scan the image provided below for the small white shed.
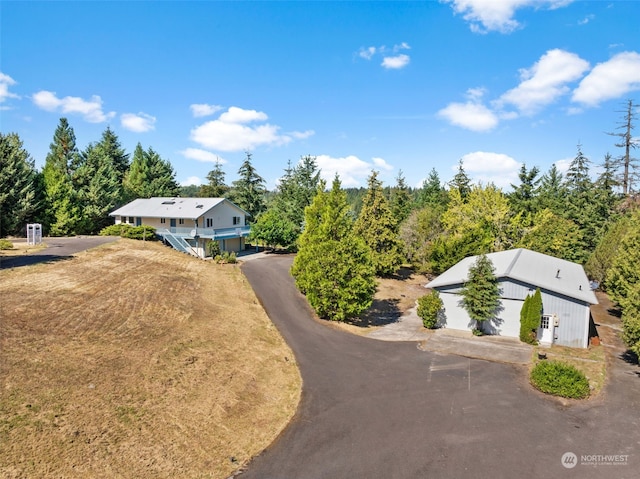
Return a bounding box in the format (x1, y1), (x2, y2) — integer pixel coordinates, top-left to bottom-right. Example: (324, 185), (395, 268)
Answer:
(426, 249), (598, 348)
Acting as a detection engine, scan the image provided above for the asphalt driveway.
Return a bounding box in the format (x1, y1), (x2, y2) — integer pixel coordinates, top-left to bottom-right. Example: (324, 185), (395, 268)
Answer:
(240, 255), (640, 479)
(0, 236), (119, 269)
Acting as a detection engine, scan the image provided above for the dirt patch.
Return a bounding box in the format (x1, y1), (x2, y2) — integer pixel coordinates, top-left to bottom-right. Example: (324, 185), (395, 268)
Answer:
(328, 267), (428, 336)
(0, 239), (301, 479)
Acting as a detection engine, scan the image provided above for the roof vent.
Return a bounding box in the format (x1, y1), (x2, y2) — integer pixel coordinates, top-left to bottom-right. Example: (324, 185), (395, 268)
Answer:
(196, 204), (204, 209)
(556, 269), (561, 278)
(162, 200), (175, 205)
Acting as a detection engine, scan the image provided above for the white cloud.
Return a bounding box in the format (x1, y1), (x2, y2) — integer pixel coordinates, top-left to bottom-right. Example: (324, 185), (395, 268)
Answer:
(457, 151), (520, 189)
(357, 43), (411, 69)
(0, 72), (19, 105)
(316, 154), (394, 187)
(32, 90), (115, 123)
(572, 51), (640, 107)
(359, 46), (377, 60)
(219, 106), (268, 124)
(180, 148), (225, 163)
(381, 54), (410, 70)
(443, 0), (572, 34)
(438, 97), (499, 132)
(554, 158), (572, 175)
(578, 14), (595, 25)
(120, 112), (156, 132)
(372, 157), (393, 171)
(190, 103), (223, 118)
(190, 106), (313, 152)
(498, 49), (590, 114)
(180, 176), (202, 186)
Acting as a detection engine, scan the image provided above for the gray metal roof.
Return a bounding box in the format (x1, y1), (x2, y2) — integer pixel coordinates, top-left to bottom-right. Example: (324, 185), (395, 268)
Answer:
(109, 197), (245, 219)
(426, 248), (598, 305)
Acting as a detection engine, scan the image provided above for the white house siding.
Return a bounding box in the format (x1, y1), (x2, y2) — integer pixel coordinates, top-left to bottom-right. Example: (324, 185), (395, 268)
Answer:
(439, 292), (523, 337)
(539, 292), (590, 348)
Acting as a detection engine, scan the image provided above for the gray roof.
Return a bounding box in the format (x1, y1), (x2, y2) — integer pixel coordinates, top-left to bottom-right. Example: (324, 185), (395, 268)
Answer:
(109, 197), (245, 219)
(426, 248), (598, 305)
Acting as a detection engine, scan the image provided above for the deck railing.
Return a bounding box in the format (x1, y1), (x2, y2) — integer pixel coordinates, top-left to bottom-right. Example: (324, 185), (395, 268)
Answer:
(167, 226), (251, 238)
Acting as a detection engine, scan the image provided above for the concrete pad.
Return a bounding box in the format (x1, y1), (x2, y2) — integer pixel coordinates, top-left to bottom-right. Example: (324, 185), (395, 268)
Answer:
(419, 329), (533, 365)
(366, 306), (432, 342)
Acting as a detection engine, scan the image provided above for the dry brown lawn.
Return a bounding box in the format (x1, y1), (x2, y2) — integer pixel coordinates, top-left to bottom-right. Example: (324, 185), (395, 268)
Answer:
(0, 239), (301, 478)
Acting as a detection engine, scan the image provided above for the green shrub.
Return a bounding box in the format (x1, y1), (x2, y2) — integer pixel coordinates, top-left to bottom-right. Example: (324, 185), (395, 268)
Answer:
(0, 239), (14, 250)
(417, 290), (443, 329)
(99, 224), (131, 236)
(122, 225), (156, 240)
(530, 360), (590, 399)
(206, 240), (221, 258)
(100, 224), (156, 241)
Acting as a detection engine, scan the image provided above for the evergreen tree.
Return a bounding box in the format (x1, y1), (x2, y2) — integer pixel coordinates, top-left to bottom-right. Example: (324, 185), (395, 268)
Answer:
(509, 164), (541, 217)
(449, 159), (472, 200)
(586, 215), (631, 287)
(606, 210), (640, 307)
(354, 171), (404, 276)
(519, 289), (542, 344)
(273, 155), (321, 229)
(123, 143), (179, 200)
(96, 127), (129, 183)
(230, 152), (267, 220)
(0, 133), (39, 236)
(249, 208), (299, 250)
(199, 160), (229, 198)
(291, 176), (375, 321)
(74, 142), (121, 234)
(563, 145), (597, 260)
(418, 168), (447, 207)
(538, 164), (566, 215)
(460, 254), (501, 333)
(42, 118), (81, 235)
(620, 282), (640, 358)
(390, 170), (413, 224)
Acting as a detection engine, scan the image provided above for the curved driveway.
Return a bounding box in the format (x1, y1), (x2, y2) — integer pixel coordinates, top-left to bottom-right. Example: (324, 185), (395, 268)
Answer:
(0, 236), (119, 269)
(241, 255), (639, 479)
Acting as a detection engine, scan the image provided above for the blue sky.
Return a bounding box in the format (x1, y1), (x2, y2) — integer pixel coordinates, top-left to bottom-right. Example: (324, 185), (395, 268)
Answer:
(2, 1), (640, 191)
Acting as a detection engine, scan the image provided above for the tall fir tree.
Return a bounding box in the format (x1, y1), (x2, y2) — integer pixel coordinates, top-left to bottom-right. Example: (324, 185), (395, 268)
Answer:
(230, 152), (267, 220)
(42, 118), (81, 235)
(73, 142), (122, 234)
(449, 159), (472, 200)
(606, 210), (640, 307)
(291, 176), (375, 321)
(509, 163), (541, 218)
(418, 168), (447, 207)
(563, 145), (598, 259)
(199, 160), (229, 198)
(0, 133), (39, 236)
(354, 171), (404, 276)
(390, 169), (413, 224)
(538, 164), (566, 216)
(96, 127), (129, 183)
(123, 143), (179, 200)
(460, 254), (501, 333)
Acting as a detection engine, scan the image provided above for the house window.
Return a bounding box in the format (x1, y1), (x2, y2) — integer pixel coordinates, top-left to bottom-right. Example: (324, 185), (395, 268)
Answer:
(160, 218), (166, 224)
(233, 216), (242, 225)
(179, 219), (185, 225)
(206, 218), (213, 228)
(128, 216), (134, 224)
(540, 316), (550, 329)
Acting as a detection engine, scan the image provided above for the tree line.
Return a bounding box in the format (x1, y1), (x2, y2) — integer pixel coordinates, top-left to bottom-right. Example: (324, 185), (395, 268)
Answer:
(0, 118), (269, 237)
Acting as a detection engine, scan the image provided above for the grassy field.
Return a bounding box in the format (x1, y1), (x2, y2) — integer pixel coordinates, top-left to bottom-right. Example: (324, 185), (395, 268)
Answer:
(0, 239), (301, 478)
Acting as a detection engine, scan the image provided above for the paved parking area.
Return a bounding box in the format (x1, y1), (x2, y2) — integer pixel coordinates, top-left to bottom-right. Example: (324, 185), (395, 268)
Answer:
(367, 306), (533, 364)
